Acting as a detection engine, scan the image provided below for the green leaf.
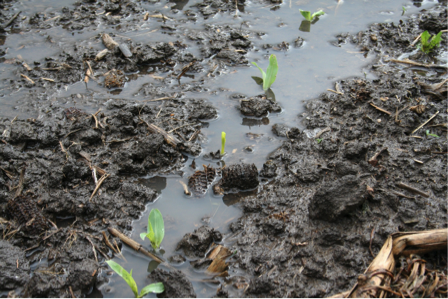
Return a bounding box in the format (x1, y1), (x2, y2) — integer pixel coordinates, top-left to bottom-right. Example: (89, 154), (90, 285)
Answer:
(148, 209), (164, 249)
(426, 130), (439, 138)
(251, 62), (266, 82)
(311, 10), (325, 19)
(140, 232), (147, 241)
(139, 282), (165, 297)
(221, 132), (226, 156)
(421, 31), (430, 45)
(299, 9), (311, 21)
(106, 260), (139, 298)
(429, 31), (443, 48)
(263, 54), (278, 91)
(251, 76), (263, 86)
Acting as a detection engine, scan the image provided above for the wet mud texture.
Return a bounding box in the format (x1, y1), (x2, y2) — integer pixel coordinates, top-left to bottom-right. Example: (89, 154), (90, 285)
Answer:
(0, 98), (217, 297)
(0, 0), (259, 116)
(213, 5), (447, 298)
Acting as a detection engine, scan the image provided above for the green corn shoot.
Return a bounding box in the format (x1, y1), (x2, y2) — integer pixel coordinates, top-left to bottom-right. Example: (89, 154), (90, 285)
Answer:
(221, 132), (226, 156)
(418, 31), (443, 54)
(426, 130), (439, 138)
(106, 260), (164, 298)
(140, 208), (164, 250)
(299, 9), (325, 21)
(251, 54), (278, 91)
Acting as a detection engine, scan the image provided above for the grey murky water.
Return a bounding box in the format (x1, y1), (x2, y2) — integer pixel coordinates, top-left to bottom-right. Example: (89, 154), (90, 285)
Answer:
(0, 0), (441, 297)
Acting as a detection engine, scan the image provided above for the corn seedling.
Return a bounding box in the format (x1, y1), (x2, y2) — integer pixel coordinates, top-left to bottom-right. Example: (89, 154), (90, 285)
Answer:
(426, 130), (439, 138)
(418, 31), (443, 54)
(299, 9), (324, 21)
(140, 208), (164, 250)
(251, 54), (278, 91)
(106, 260), (164, 298)
(402, 6), (406, 15)
(221, 132), (226, 156)
(316, 138), (323, 143)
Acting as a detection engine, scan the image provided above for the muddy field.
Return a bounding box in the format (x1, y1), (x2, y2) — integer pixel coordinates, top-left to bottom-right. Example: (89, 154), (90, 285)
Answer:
(0, 0), (447, 298)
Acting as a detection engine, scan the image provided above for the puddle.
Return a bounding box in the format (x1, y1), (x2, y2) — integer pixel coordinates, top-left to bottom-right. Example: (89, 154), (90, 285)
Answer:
(0, 0), (443, 297)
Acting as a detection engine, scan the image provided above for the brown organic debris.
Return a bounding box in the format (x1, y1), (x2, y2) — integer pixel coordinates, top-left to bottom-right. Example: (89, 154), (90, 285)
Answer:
(104, 69), (124, 88)
(102, 33), (119, 50)
(330, 229), (447, 298)
(188, 165), (217, 196)
(6, 196), (49, 234)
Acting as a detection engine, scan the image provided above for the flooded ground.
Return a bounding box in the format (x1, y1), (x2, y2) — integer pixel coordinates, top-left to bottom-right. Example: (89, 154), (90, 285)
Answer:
(0, 0), (446, 297)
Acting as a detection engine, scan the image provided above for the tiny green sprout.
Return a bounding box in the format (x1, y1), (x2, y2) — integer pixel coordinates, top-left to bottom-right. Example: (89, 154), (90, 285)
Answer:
(140, 208), (164, 250)
(299, 9), (325, 21)
(106, 260), (164, 298)
(316, 138), (323, 143)
(221, 132), (226, 156)
(426, 130), (439, 138)
(251, 54), (278, 91)
(418, 31), (443, 54)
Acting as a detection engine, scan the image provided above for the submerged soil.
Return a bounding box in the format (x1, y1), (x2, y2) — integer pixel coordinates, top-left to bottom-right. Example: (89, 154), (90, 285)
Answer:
(0, 0), (447, 298)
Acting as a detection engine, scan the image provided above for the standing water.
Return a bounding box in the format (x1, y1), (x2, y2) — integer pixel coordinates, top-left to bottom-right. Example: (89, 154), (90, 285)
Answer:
(0, 0), (441, 297)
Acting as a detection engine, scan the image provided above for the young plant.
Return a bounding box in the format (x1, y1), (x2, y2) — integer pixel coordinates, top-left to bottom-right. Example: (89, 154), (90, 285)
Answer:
(221, 131), (226, 156)
(251, 54), (278, 91)
(418, 30), (443, 54)
(106, 260), (164, 298)
(402, 6), (406, 15)
(140, 208), (164, 250)
(426, 130), (439, 138)
(299, 9), (325, 21)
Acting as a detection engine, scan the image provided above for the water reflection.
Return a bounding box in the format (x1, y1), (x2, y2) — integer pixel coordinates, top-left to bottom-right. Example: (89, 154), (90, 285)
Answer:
(222, 189), (257, 206)
(138, 176), (167, 193)
(171, 0), (190, 11)
(241, 117), (269, 127)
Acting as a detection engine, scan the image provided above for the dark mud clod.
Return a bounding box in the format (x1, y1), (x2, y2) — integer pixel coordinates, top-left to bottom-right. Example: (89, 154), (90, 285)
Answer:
(6, 196), (48, 234)
(218, 163), (259, 192)
(188, 165), (217, 196)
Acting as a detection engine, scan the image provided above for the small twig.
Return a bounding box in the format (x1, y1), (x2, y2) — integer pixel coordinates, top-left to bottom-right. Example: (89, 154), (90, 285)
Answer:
(410, 33), (422, 47)
(14, 167), (26, 199)
(41, 78), (55, 82)
(368, 147), (387, 166)
(188, 130), (200, 142)
(388, 58), (447, 69)
(397, 182), (430, 198)
(108, 227), (164, 264)
(69, 286), (76, 298)
(395, 105), (411, 123)
(327, 89), (343, 95)
(89, 173), (110, 201)
(1, 11), (21, 29)
(370, 103), (392, 115)
(391, 190), (415, 199)
(64, 129), (83, 138)
(315, 127), (331, 139)
(91, 114), (99, 129)
(179, 181), (191, 195)
(411, 111), (439, 134)
(102, 231), (118, 254)
(85, 236), (98, 263)
(20, 74), (35, 84)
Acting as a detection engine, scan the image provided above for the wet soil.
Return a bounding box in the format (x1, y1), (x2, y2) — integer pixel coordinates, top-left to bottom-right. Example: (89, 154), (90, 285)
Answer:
(0, 0), (447, 298)
(213, 5), (448, 298)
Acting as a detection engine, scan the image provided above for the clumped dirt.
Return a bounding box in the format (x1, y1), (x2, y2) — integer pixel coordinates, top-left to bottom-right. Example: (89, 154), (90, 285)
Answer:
(0, 97), (217, 296)
(0, 0), (447, 298)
